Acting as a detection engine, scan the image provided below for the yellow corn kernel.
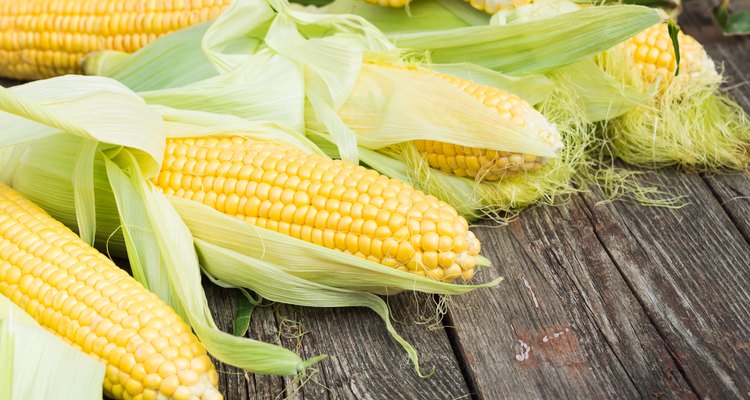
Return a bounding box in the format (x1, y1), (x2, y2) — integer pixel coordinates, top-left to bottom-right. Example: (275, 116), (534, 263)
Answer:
(0, 183), (222, 400)
(155, 136), (482, 283)
(625, 23), (711, 87)
(0, 0), (233, 80)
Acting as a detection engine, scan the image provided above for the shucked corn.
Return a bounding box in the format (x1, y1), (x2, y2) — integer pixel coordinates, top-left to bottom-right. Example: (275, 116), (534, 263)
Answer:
(0, 0), (233, 80)
(408, 66), (562, 180)
(156, 136), (481, 282)
(0, 183), (222, 400)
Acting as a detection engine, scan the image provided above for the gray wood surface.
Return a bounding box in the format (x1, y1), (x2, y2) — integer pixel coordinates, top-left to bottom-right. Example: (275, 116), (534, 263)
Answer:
(2, 1), (749, 399)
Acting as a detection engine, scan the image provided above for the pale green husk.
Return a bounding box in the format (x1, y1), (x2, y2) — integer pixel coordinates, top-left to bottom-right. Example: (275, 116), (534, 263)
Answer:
(596, 41), (750, 170)
(0, 295), (105, 400)
(82, 0), (667, 219)
(0, 77), (500, 376)
(323, 0), (663, 74)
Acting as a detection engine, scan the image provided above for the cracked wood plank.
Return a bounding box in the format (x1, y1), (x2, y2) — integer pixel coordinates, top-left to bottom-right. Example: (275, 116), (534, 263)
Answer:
(205, 281), (470, 400)
(446, 197), (695, 399)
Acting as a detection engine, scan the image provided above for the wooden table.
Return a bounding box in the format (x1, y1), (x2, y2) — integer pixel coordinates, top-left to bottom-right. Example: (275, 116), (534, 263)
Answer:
(204, 3), (750, 399)
(2, 1), (748, 399)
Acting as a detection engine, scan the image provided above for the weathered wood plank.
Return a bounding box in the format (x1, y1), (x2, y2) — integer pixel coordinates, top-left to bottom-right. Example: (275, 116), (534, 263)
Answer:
(447, 197), (695, 399)
(271, 293), (471, 400)
(564, 7), (750, 396)
(678, 1), (750, 245)
(205, 280), (470, 399)
(580, 169), (750, 398)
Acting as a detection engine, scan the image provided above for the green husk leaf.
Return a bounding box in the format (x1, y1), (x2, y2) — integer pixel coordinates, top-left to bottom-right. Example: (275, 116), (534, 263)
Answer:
(321, 0), (488, 32)
(428, 63), (554, 105)
(323, 63), (556, 156)
(0, 76), (163, 175)
(488, 0), (581, 24)
(0, 295), (105, 400)
(84, 23), (218, 92)
(668, 21), (681, 76)
(387, 5), (663, 74)
(141, 53), (306, 132)
(715, 0), (750, 36)
(196, 239), (438, 377)
(104, 153), (319, 375)
(72, 139), (99, 246)
(232, 291), (255, 337)
(552, 59), (652, 122)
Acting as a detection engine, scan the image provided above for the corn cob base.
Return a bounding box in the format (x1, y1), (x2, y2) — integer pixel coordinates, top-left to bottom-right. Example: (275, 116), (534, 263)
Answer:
(0, 183), (221, 400)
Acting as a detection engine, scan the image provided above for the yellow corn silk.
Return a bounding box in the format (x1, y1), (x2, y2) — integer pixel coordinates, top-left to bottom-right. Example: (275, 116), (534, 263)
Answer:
(0, 0), (233, 80)
(0, 183), (222, 400)
(597, 22), (750, 170)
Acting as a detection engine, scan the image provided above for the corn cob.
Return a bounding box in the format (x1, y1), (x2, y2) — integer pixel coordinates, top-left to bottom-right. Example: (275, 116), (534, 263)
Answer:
(0, 183), (222, 400)
(0, 0), (233, 80)
(156, 136), (480, 282)
(624, 22), (713, 87)
(404, 66), (562, 181)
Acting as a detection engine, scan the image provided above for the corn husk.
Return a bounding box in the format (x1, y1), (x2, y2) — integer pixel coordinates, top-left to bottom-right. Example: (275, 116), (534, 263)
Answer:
(0, 295), (105, 400)
(317, 0), (662, 73)
(0, 76), (500, 376)
(83, 0), (666, 218)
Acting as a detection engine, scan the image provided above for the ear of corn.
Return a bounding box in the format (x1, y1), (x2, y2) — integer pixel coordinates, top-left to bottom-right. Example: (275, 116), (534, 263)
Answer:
(0, 183), (222, 400)
(0, 0), (233, 80)
(404, 64), (563, 180)
(157, 135), (480, 282)
(1, 75), (500, 377)
(1, 293), (105, 400)
(0, 75), (325, 377)
(595, 22), (750, 170)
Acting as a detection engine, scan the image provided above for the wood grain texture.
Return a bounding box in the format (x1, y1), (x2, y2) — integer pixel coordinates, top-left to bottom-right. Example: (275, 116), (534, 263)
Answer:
(205, 281), (470, 400)
(446, 198), (695, 399)
(679, 0), (750, 245)
(580, 170), (750, 398)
